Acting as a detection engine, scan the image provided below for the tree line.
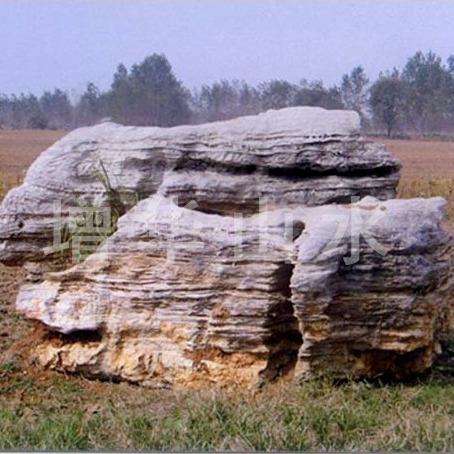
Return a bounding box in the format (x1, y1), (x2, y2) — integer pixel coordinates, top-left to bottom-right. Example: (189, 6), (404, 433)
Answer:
(1, 51), (454, 137)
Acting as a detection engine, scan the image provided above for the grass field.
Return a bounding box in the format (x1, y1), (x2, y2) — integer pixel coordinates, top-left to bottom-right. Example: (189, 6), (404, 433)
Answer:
(0, 131), (453, 451)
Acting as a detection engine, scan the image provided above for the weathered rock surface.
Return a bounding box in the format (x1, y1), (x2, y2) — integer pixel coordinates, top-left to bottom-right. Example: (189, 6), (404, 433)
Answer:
(2, 106), (452, 387)
(0, 107), (400, 265)
(292, 196), (454, 380)
(16, 195), (453, 387)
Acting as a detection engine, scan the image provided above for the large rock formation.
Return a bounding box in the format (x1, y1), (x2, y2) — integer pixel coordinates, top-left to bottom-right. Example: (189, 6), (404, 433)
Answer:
(15, 195), (453, 386)
(0, 107), (452, 387)
(0, 107), (400, 265)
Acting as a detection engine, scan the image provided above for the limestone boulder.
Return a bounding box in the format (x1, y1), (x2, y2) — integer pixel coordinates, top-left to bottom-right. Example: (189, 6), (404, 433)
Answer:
(2, 106), (452, 387)
(15, 195), (453, 387)
(0, 107), (400, 265)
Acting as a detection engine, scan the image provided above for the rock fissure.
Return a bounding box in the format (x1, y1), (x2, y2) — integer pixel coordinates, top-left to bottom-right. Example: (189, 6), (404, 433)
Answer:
(259, 262), (303, 382)
(44, 327), (104, 345)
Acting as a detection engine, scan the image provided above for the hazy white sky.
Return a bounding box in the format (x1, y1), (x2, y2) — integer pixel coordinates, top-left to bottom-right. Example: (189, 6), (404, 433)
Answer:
(1, 1), (453, 96)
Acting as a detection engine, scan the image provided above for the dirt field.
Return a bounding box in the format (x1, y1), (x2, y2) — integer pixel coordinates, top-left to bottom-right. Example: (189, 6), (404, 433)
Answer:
(0, 131), (453, 450)
(380, 138), (454, 232)
(380, 138), (454, 180)
(0, 130), (66, 354)
(0, 129), (65, 181)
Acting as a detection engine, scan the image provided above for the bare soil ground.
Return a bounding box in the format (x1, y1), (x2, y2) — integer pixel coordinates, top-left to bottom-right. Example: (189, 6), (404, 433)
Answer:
(380, 138), (454, 180)
(0, 129), (65, 181)
(0, 131), (453, 450)
(0, 130), (65, 355)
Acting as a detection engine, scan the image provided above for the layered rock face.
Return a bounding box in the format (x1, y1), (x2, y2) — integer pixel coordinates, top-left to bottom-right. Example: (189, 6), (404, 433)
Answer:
(1, 107), (452, 387)
(0, 107), (400, 265)
(16, 196), (304, 386)
(15, 195), (453, 386)
(292, 196), (453, 380)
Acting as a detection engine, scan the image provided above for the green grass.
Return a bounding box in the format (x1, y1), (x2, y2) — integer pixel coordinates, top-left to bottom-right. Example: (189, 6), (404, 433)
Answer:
(1, 367), (454, 451)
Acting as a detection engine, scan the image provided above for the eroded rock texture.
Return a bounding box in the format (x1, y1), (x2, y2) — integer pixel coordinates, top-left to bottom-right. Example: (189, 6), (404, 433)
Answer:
(1, 107), (452, 387)
(0, 107), (400, 265)
(16, 195), (304, 387)
(16, 196), (453, 387)
(292, 196), (454, 380)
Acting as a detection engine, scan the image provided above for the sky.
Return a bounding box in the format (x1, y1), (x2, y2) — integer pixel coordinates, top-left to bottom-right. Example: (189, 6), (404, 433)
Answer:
(1, 1), (454, 97)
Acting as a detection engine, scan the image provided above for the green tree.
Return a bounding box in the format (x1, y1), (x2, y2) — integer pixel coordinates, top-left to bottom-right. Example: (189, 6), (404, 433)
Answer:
(295, 80), (344, 109)
(369, 71), (406, 138)
(105, 63), (131, 124)
(194, 79), (261, 123)
(341, 66), (369, 117)
(126, 54), (191, 126)
(0, 95), (8, 128)
(197, 80), (237, 122)
(237, 81), (262, 116)
(6, 94), (46, 129)
(75, 83), (104, 126)
(402, 51), (453, 133)
(259, 80), (298, 110)
(40, 89), (72, 129)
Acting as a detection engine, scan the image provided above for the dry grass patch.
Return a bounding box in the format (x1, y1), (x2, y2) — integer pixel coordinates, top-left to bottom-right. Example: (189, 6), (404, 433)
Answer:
(379, 138), (454, 181)
(376, 138), (454, 233)
(0, 129), (65, 179)
(398, 177), (454, 232)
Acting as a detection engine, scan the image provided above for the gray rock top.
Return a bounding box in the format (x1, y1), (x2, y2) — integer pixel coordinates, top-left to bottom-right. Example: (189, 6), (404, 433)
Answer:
(0, 107), (400, 265)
